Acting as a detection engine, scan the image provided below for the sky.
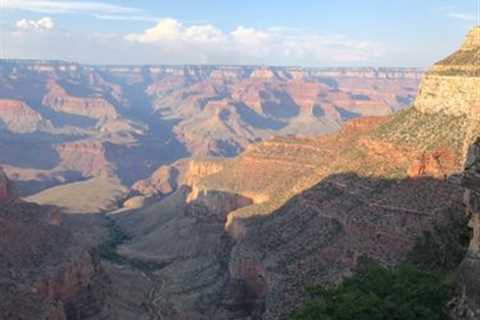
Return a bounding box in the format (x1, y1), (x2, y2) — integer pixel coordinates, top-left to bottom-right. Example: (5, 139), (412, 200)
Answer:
(0, 0), (478, 67)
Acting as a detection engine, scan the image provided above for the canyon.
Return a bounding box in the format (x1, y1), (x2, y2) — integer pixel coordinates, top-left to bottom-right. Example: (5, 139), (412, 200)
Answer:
(0, 168), (110, 320)
(1, 27), (479, 320)
(0, 61), (420, 205)
(108, 26), (480, 319)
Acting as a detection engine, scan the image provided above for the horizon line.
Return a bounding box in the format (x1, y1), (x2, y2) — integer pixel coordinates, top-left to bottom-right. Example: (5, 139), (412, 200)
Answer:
(0, 58), (427, 70)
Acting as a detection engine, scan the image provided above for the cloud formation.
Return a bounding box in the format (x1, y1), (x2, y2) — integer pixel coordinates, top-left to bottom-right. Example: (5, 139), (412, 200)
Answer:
(125, 19), (383, 65)
(3, 15), (391, 66)
(16, 17), (55, 31)
(5, 0), (141, 14)
(93, 14), (160, 22)
(447, 13), (476, 21)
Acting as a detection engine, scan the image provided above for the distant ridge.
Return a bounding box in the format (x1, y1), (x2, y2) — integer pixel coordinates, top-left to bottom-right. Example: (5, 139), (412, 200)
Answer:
(0, 58), (424, 73)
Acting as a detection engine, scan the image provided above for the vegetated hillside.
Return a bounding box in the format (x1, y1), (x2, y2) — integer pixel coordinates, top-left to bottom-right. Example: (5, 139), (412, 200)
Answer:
(0, 61), (420, 208)
(105, 27), (480, 319)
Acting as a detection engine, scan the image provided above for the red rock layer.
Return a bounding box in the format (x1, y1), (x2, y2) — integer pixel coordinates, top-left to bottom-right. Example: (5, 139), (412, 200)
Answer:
(56, 141), (113, 177)
(42, 81), (118, 120)
(0, 99), (44, 133)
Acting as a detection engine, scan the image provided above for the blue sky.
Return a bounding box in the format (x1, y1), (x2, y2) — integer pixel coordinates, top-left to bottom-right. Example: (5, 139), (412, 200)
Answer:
(1, 0), (478, 66)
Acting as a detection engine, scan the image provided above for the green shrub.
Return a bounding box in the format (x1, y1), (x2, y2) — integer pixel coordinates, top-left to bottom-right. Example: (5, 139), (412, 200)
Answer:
(98, 216), (166, 271)
(98, 216), (131, 263)
(292, 264), (452, 320)
(408, 212), (470, 272)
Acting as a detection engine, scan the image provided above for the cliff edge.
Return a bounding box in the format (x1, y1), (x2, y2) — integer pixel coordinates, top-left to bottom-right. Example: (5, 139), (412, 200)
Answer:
(415, 26), (480, 118)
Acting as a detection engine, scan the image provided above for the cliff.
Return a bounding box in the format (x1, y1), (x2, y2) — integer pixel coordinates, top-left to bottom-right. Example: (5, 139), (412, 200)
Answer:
(42, 81), (119, 121)
(0, 167), (15, 202)
(431, 27), (480, 76)
(415, 26), (480, 118)
(0, 100), (47, 133)
(456, 139), (480, 319)
(0, 172), (110, 319)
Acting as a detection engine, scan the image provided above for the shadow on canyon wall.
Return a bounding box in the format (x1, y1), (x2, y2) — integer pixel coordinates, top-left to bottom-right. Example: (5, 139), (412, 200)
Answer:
(103, 171), (468, 320)
(223, 172), (468, 319)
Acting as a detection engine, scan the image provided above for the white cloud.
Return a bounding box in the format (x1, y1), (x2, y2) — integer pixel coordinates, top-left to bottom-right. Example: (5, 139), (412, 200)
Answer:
(93, 14), (160, 22)
(125, 19), (384, 65)
(125, 19), (225, 44)
(4, 0), (141, 14)
(4, 16), (387, 66)
(16, 17), (55, 31)
(447, 13), (476, 21)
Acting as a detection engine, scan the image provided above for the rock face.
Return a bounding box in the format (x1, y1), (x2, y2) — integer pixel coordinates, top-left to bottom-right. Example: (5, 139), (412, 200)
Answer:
(416, 26), (480, 117)
(131, 159), (223, 198)
(431, 26), (480, 76)
(42, 81), (119, 121)
(456, 139), (480, 319)
(462, 27), (480, 51)
(0, 100), (46, 133)
(56, 140), (113, 177)
(0, 167), (15, 202)
(415, 76), (480, 117)
(0, 173), (109, 320)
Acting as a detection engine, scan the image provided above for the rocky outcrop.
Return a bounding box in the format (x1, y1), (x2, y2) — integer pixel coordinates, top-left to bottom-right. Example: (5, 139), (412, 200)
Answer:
(130, 159), (223, 199)
(0, 175), (109, 319)
(407, 150), (454, 178)
(0, 167), (15, 202)
(56, 141), (114, 177)
(462, 27), (480, 50)
(415, 76), (480, 117)
(0, 100), (47, 133)
(36, 252), (107, 320)
(431, 27), (480, 76)
(455, 139), (480, 319)
(416, 26), (480, 116)
(42, 81), (118, 120)
(187, 190), (253, 223)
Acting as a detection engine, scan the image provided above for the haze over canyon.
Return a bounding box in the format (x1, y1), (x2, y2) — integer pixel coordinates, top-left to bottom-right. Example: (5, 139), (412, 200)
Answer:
(1, 12), (480, 320)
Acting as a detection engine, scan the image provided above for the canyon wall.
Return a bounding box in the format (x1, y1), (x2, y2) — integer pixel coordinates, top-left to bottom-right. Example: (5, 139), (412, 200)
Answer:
(414, 26), (480, 160)
(0, 100), (46, 133)
(456, 140), (480, 319)
(0, 167), (15, 202)
(0, 171), (109, 320)
(0, 59), (421, 199)
(416, 27), (480, 118)
(415, 75), (480, 117)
